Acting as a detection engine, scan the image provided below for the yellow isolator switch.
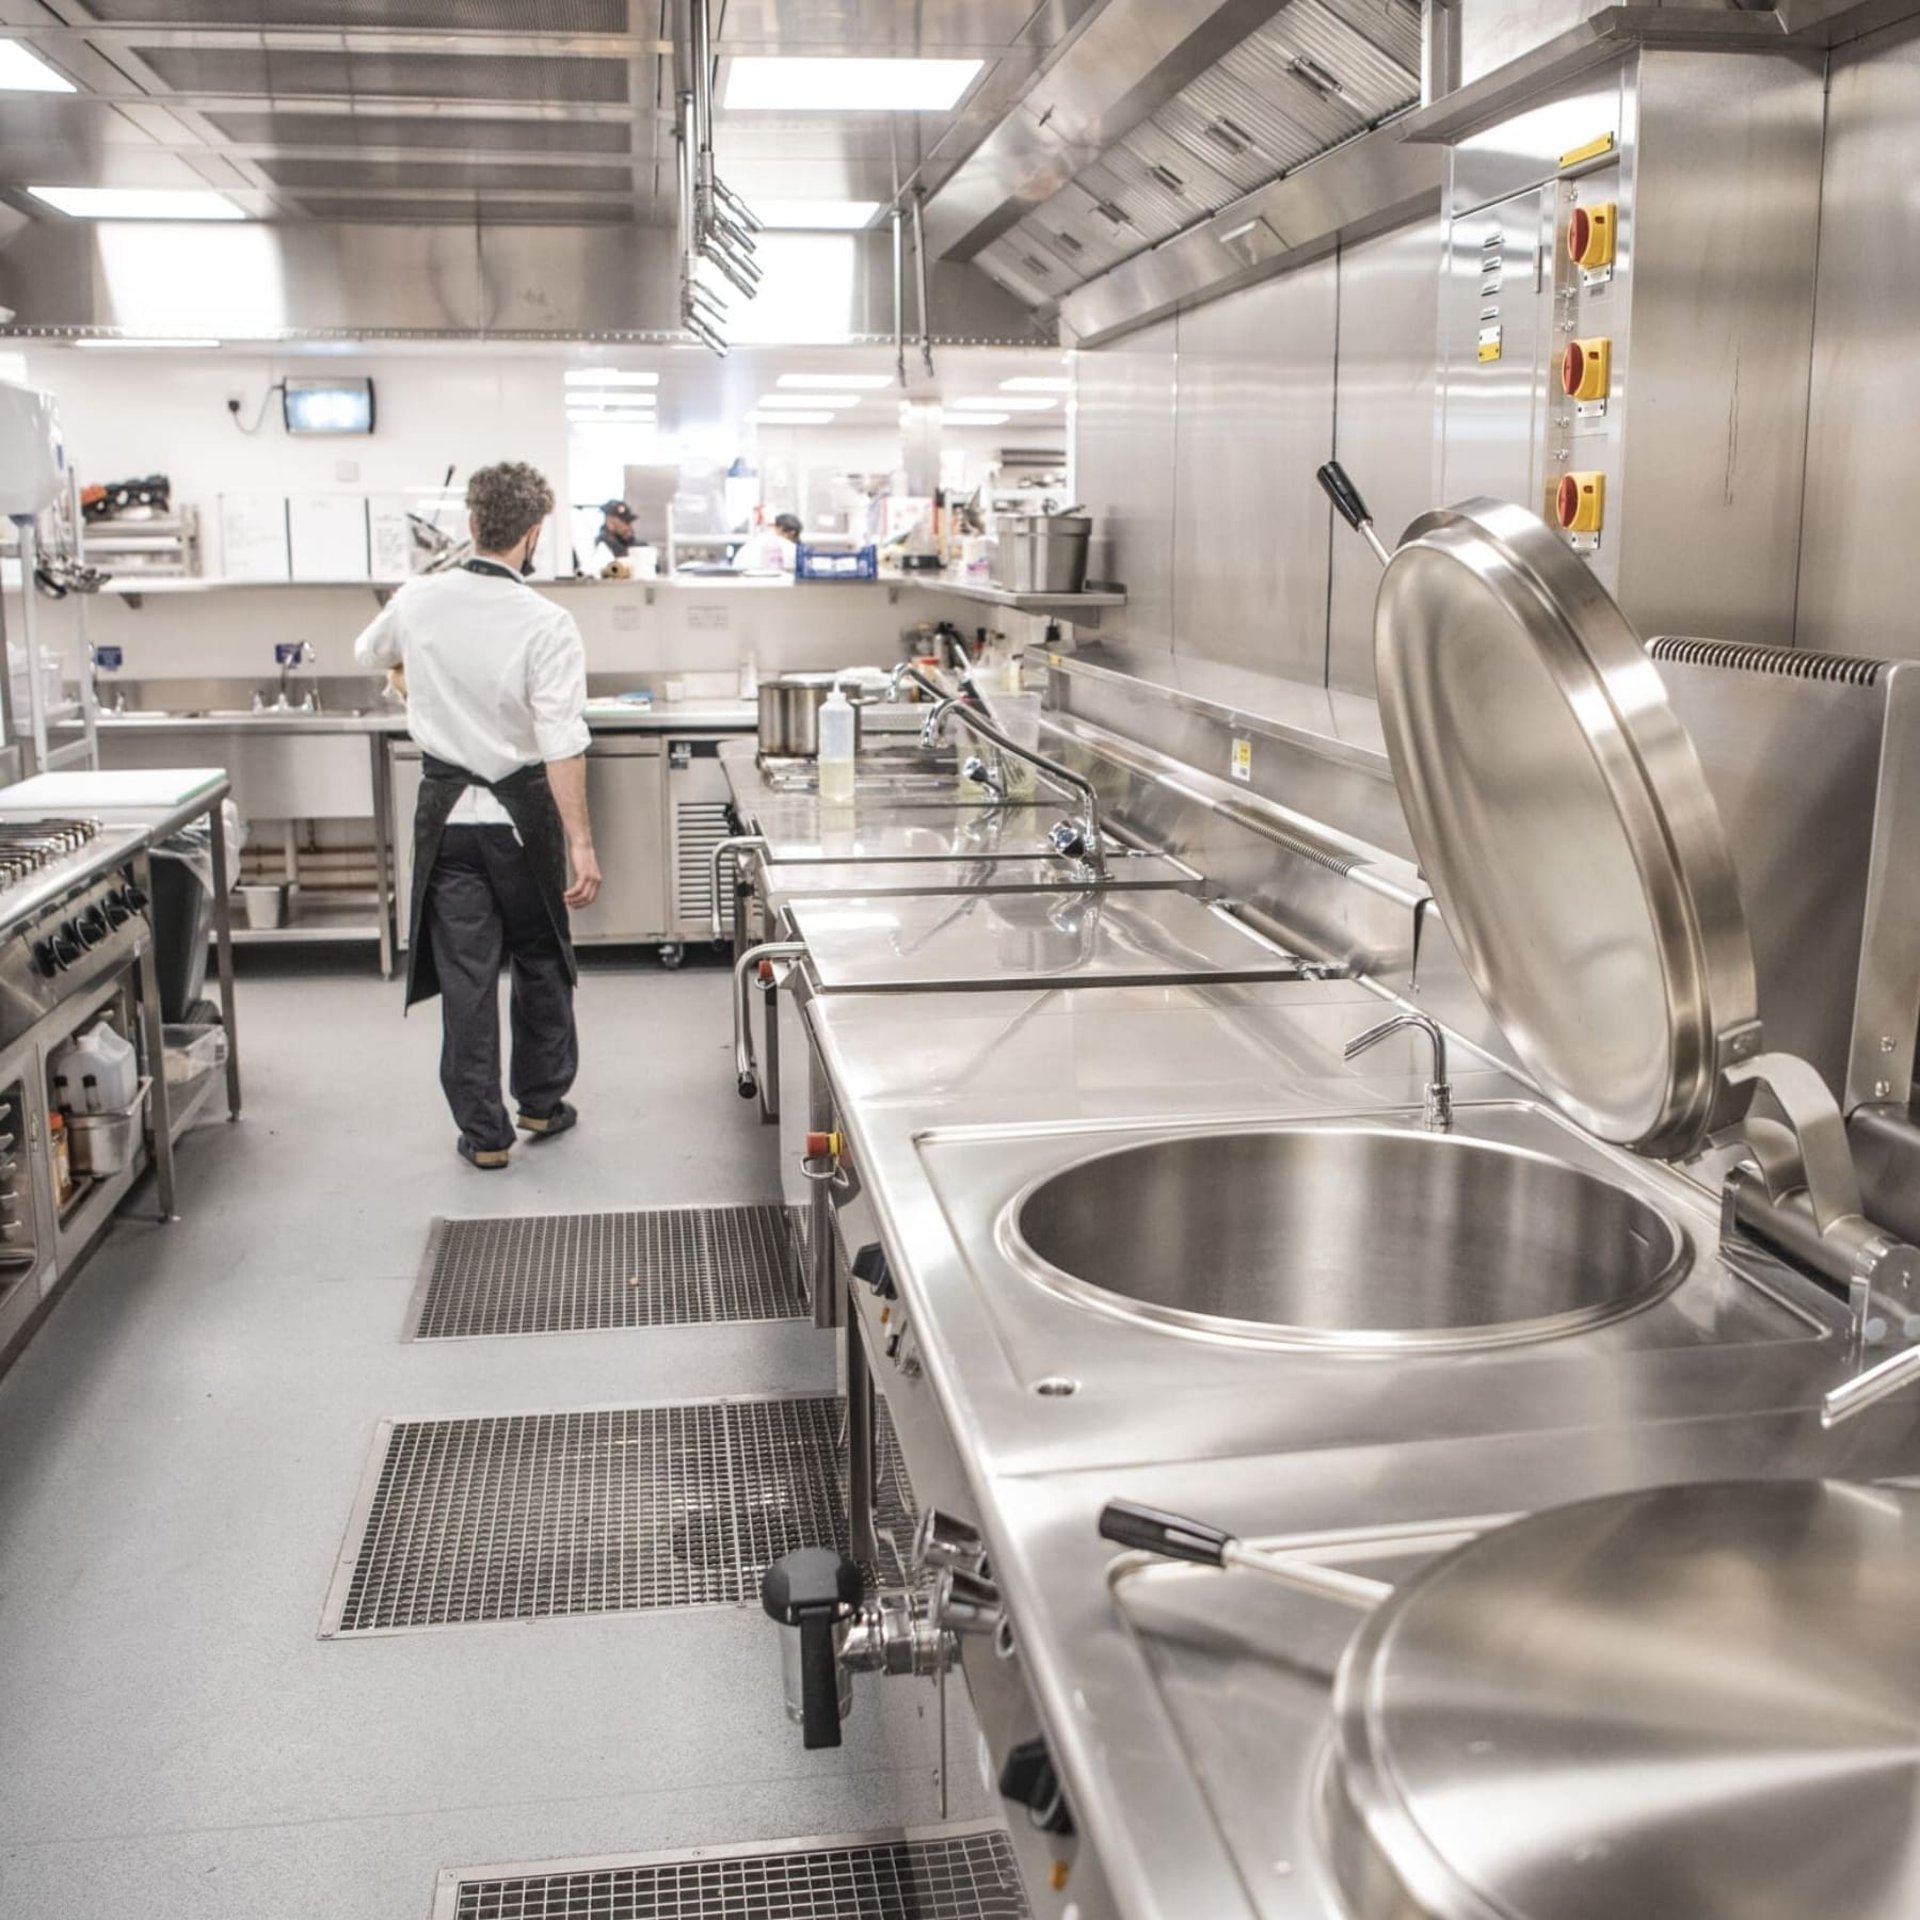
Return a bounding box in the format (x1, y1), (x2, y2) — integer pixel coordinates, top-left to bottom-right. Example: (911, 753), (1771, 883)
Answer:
(1567, 202), (1617, 271)
(1555, 471), (1606, 535)
(1561, 336), (1611, 400)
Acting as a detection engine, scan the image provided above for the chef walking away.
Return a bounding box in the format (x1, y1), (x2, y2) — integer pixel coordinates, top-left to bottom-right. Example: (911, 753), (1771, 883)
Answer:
(354, 462), (602, 1170)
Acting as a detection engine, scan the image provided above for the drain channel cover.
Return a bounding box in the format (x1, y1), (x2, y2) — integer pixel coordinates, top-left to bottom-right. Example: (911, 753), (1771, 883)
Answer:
(435, 1825), (1029, 1920)
(411, 1205), (803, 1339)
(323, 1395), (851, 1635)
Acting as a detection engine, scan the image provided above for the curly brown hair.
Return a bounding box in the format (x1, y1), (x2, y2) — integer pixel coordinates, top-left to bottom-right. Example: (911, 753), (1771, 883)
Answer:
(466, 460), (555, 553)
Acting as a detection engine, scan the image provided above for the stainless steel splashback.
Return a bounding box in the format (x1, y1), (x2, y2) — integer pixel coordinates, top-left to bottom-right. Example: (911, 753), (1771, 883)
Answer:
(1650, 638), (1920, 1116)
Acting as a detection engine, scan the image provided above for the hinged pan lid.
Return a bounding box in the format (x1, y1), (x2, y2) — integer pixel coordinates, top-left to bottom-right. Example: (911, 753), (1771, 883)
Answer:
(1322, 1479), (1920, 1920)
(1372, 497), (1760, 1158)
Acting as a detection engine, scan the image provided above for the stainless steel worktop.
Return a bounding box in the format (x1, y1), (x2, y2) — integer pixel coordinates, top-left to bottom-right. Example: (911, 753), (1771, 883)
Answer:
(91, 698), (758, 736)
(751, 675), (1920, 1920)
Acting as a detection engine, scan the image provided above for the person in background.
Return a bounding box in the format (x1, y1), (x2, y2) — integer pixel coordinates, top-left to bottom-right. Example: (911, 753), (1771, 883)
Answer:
(595, 499), (636, 562)
(353, 461), (601, 1170)
(738, 511), (804, 572)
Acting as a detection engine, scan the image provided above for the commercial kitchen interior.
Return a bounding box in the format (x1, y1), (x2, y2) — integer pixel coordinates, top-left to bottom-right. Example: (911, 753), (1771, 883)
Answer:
(4, 2), (1920, 1917)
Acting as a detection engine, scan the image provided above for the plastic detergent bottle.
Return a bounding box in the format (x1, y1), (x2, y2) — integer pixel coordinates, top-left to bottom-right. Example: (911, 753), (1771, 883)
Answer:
(817, 682), (857, 805)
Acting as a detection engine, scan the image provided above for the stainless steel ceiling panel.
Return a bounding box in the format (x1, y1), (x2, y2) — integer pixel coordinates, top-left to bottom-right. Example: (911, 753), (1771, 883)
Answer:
(263, 157), (635, 194)
(1229, 1), (1419, 126)
(717, 0), (1074, 49)
(89, 0), (630, 24)
(206, 111), (635, 155)
(292, 195), (637, 223)
(134, 47), (632, 103)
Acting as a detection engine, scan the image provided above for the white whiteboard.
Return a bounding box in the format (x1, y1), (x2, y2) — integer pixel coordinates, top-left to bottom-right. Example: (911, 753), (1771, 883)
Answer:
(218, 493), (290, 581)
(287, 493), (370, 581)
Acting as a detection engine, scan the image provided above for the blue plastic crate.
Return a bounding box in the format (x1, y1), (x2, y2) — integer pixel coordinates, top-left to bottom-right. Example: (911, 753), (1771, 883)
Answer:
(793, 543), (878, 581)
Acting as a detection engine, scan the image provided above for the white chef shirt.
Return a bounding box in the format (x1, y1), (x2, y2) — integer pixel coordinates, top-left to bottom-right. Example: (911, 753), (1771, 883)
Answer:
(354, 566), (591, 826)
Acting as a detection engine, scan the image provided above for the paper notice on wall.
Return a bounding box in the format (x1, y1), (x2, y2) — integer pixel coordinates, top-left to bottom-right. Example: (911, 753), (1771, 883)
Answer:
(288, 494), (371, 581)
(369, 490), (464, 579)
(218, 493), (291, 581)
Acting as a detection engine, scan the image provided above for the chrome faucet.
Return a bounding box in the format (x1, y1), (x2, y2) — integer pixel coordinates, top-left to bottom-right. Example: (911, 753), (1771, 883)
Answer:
(1345, 1011), (1453, 1132)
(890, 663), (1108, 880)
(276, 640), (319, 711)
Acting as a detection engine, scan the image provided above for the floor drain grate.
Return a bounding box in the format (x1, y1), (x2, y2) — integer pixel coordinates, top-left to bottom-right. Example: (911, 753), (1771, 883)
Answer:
(436, 1824), (1029, 1920)
(410, 1206), (805, 1338)
(323, 1394), (880, 1636)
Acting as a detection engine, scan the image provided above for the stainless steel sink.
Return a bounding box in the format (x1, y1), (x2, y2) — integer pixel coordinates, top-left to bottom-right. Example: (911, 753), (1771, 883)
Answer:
(1001, 1124), (1690, 1351)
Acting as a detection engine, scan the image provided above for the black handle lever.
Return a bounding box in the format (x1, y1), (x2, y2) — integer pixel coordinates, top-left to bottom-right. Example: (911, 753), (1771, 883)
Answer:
(1098, 1499), (1233, 1568)
(761, 1548), (863, 1751)
(1316, 460), (1372, 533)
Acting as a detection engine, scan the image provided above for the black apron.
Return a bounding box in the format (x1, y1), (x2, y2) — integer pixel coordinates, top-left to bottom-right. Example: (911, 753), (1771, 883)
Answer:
(402, 559), (578, 1010)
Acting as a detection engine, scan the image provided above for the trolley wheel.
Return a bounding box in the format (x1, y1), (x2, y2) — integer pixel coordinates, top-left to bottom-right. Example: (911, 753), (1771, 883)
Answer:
(659, 942), (685, 970)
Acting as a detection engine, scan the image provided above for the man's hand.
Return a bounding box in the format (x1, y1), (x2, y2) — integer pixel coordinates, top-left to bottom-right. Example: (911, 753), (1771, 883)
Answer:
(565, 838), (601, 908)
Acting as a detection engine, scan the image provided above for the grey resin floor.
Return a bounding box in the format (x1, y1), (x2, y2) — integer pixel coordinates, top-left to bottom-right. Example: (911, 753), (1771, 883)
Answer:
(0, 956), (983, 1917)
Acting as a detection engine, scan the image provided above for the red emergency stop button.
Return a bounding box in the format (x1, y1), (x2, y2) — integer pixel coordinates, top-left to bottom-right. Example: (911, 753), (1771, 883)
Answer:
(1555, 471), (1605, 534)
(804, 1129), (841, 1160)
(1567, 202), (1616, 271)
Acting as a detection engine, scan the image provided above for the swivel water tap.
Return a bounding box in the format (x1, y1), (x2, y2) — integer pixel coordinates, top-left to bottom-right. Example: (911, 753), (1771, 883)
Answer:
(276, 640), (318, 711)
(1344, 1011), (1453, 1132)
(890, 666), (1107, 879)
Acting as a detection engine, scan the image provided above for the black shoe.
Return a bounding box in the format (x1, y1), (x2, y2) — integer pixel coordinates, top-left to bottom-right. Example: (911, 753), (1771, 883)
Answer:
(516, 1100), (579, 1141)
(458, 1136), (512, 1170)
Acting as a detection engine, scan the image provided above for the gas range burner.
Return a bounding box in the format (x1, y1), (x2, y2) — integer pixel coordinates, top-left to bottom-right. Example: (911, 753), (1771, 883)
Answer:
(0, 817), (101, 890)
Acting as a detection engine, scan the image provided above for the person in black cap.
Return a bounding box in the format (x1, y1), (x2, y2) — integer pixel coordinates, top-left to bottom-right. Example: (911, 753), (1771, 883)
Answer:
(595, 499), (637, 562)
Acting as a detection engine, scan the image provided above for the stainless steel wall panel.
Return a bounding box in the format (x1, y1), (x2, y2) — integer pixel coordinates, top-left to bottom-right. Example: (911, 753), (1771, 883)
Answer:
(1436, 184), (1552, 510)
(1071, 318), (1180, 651)
(1797, 17), (1920, 657)
(1457, 0), (1617, 87)
(1613, 50), (1823, 646)
(1327, 216), (1443, 695)
(1171, 257), (1339, 680)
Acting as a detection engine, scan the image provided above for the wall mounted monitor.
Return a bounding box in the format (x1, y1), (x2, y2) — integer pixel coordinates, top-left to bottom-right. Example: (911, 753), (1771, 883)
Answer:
(283, 377), (375, 435)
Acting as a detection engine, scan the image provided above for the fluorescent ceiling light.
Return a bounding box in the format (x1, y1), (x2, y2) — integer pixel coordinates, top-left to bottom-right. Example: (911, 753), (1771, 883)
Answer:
(748, 409), (835, 425)
(73, 336), (220, 350)
(948, 395), (1055, 412)
(1001, 376), (1071, 393)
(29, 185), (245, 220)
(751, 200), (881, 231)
(0, 42), (75, 92)
(564, 368), (659, 387)
(947, 411), (1010, 426)
(758, 392), (859, 410)
(777, 372), (894, 391)
(724, 56), (982, 113)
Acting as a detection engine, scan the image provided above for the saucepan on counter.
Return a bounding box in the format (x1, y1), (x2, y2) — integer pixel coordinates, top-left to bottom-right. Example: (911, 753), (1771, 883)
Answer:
(757, 671), (894, 758)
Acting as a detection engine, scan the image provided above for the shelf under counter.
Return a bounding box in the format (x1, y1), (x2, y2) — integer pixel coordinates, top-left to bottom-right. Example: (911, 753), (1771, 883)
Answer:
(906, 575), (1127, 626)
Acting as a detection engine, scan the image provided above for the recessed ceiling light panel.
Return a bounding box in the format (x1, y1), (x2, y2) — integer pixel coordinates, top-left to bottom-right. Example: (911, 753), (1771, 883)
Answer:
(758, 393), (860, 409)
(748, 409), (836, 425)
(777, 373), (894, 390)
(1001, 376), (1072, 392)
(948, 395), (1055, 412)
(0, 43), (75, 92)
(946, 411), (1010, 426)
(564, 369), (660, 387)
(30, 185), (245, 220)
(724, 57), (982, 113)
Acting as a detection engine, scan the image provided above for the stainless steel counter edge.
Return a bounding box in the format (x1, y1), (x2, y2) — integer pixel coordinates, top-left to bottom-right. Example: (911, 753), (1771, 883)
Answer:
(86, 703), (759, 736)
